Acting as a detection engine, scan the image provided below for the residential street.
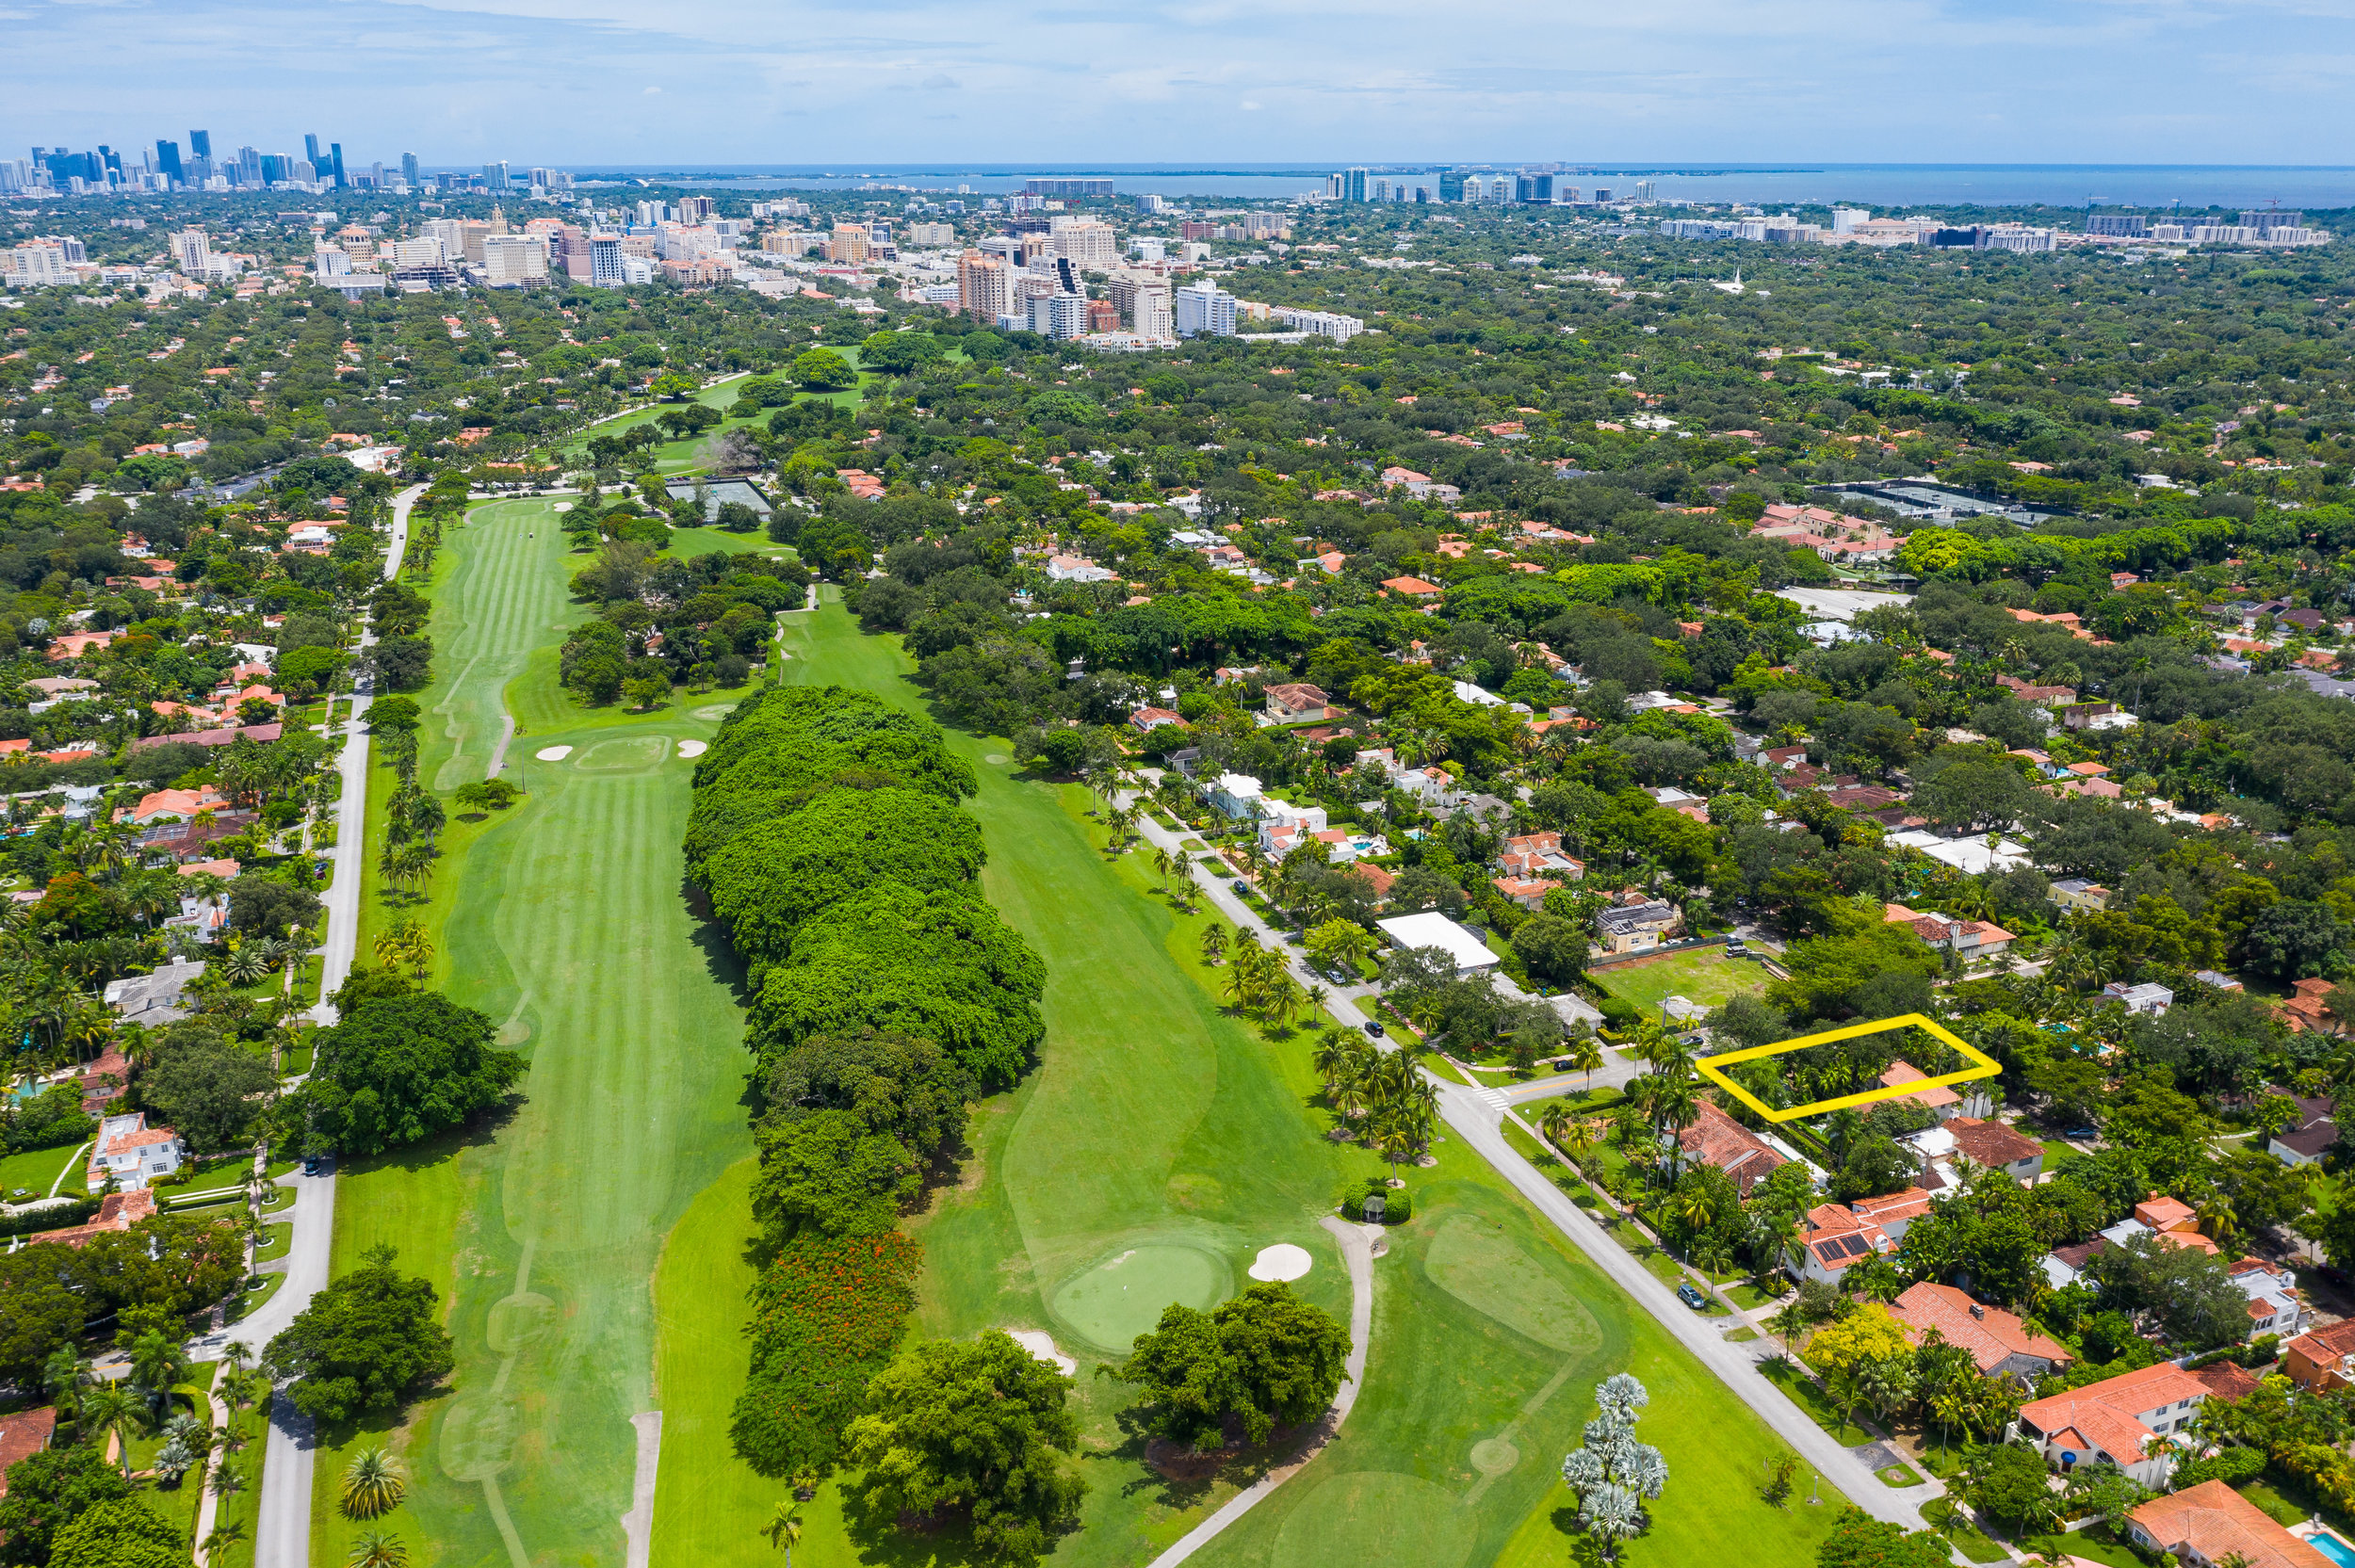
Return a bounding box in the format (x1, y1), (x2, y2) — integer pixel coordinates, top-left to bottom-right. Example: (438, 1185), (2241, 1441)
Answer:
(231, 481), (416, 1568)
(1122, 795), (1935, 1534)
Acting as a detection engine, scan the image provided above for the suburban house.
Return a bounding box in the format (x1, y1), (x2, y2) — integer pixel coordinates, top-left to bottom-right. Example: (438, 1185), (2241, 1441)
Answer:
(2266, 1088), (2339, 1166)
(2062, 701), (2138, 733)
(1045, 554), (1116, 582)
(29, 1188), (159, 1246)
(1374, 912), (1501, 978)
(1378, 574), (1444, 600)
(1790, 1188), (1933, 1285)
(2127, 1479), (2333, 1568)
(0, 1406), (57, 1490)
(1594, 896), (1681, 956)
(114, 784), (229, 828)
(2228, 1257), (2308, 1339)
(1261, 683), (1332, 723)
(2284, 1318), (2355, 1392)
(1675, 1102), (1789, 1196)
(1492, 875), (1553, 912)
(1206, 772), (1266, 819)
(2017, 1360), (2221, 1486)
(1128, 706), (1188, 734)
(1900, 1115), (2044, 1187)
(2273, 978), (2343, 1035)
(1883, 904), (2016, 962)
(1887, 1282), (2071, 1382)
(1497, 831), (1585, 880)
(2103, 980), (2175, 1015)
(1877, 1059), (1961, 1122)
(101, 959), (208, 1026)
(2050, 877), (2111, 912)
(85, 1111), (187, 1192)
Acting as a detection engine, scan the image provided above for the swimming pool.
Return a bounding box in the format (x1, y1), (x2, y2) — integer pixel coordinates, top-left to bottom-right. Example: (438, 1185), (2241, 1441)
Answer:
(2308, 1527), (2355, 1568)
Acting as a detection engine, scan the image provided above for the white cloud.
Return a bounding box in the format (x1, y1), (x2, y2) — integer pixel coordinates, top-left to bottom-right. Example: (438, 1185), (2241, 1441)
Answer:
(2, 0), (2352, 163)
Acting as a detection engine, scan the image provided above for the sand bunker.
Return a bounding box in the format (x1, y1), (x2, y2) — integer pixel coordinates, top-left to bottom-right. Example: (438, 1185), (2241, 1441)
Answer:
(1006, 1329), (1076, 1375)
(1249, 1243), (1314, 1283)
(533, 746), (573, 762)
(676, 739), (707, 758)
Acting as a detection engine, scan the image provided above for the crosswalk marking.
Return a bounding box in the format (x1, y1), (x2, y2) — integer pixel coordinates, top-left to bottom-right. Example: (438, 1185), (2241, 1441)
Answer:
(1479, 1088), (1514, 1109)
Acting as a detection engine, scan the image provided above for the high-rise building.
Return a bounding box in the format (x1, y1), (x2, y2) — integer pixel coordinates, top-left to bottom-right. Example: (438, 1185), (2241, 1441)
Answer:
(1025, 177), (1113, 197)
(330, 143), (347, 186)
(2243, 210), (2304, 234)
(479, 234), (551, 286)
(401, 152), (421, 186)
(1175, 282), (1237, 337)
(1830, 207), (1869, 234)
(1332, 168), (1369, 202)
(827, 223), (870, 264)
(676, 196), (714, 222)
(957, 250), (1011, 322)
(482, 160), (510, 190)
(1027, 290), (1090, 339)
(2087, 215), (2148, 237)
(173, 228), (212, 274)
(1050, 218), (1119, 268)
(1131, 282), (1173, 338)
(154, 139), (182, 183)
(590, 234), (625, 287)
(6, 239), (74, 288)
(304, 134), (323, 168)
(188, 129), (211, 159)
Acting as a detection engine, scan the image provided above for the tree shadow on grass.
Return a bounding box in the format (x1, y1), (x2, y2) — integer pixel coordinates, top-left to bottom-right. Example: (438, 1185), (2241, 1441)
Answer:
(338, 1099), (522, 1179)
(675, 874), (752, 1005)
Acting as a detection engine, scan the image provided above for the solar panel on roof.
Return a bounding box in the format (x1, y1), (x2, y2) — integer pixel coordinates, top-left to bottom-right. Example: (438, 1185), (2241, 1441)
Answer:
(1839, 1235), (1868, 1258)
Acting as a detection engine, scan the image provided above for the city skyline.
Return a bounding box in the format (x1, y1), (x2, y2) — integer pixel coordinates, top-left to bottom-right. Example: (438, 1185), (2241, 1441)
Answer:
(7, 0), (2354, 167)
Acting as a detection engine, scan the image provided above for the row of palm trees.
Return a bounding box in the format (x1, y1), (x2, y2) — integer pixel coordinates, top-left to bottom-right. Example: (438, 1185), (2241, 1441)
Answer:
(1310, 1029), (1439, 1179)
(1200, 923), (1329, 1026)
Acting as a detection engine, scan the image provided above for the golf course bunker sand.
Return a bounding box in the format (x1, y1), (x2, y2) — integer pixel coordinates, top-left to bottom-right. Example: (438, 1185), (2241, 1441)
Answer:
(533, 745), (573, 762)
(1006, 1329), (1076, 1375)
(676, 738), (707, 758)
(1050, 1241), (1233, 1352)
(1248, 1243), (1313, 1282)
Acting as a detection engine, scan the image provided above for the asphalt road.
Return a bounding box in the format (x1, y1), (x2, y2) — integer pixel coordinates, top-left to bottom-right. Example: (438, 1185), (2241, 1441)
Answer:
(1129, 803), (1932, 1534)
(240, 482), (417, 1568)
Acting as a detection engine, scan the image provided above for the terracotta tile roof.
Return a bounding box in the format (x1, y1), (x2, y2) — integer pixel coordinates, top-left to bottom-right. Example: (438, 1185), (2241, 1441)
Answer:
(0, 1408), (57, 1492)
(1849, 1186), (1936, 1228)
(1943, 1116), (2043, 1169)
(1889, 1281), (2071, 1375)
(2021, 1361), (2212, 1465)
(1676, 1102), (1788, 1195)
(1878, 1059), (1960, 1109)
(2129, 1479), (2331, 1568)
(29, 1189), (157, 1248)
(2191, 1360), (2262, 1400)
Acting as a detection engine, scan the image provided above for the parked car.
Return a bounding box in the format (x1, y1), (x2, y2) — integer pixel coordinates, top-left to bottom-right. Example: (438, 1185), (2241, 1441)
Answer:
(2063, 1126), (2098, 1140)
(1362, 1021), (1386, 1039)
(1675, 1282), (1708, 1311)
(300, 1157), (322, 1176)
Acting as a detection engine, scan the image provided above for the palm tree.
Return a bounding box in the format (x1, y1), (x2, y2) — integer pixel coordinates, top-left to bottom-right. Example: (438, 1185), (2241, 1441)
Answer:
(1311, 1031), (1350, 1088)
(1332, 1078), (1369, 1124)
(202, 1519), (250, 1568)
(1199, 924), (1227, 966)
(341, 1447), (408, 1519)
(1562, 1033), (1603, 1089)
(347, 1532), (410, 1568)
(80, 1382), (146, 1479)
(219, 940), (272, 987)
(128, 1329), (187, 1418)
(1768, 1300), (1807, 1363)
(762, 1502), (804, 1562)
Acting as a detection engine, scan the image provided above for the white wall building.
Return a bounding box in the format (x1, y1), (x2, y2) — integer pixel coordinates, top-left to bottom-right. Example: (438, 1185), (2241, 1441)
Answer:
(1175, 282), (1237, 338)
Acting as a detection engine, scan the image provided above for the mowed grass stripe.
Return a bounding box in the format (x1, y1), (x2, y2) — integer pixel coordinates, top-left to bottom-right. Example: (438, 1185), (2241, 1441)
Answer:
(319, 500), (754, 1566)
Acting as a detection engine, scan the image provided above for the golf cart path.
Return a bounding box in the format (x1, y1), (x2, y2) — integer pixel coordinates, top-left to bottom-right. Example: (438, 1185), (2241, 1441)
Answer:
(1145, 1216), (1374, 1568)
(1122, 792), (1934, 1537)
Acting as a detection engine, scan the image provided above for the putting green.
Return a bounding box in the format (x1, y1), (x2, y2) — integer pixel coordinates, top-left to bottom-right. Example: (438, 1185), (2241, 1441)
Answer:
(1423, 1214), (1604, 1355)
(1049, 1240), (1235, 1351)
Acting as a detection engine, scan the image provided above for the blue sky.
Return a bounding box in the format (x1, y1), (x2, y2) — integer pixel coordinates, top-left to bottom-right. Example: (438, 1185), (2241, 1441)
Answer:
(6, 0), (2351, 167)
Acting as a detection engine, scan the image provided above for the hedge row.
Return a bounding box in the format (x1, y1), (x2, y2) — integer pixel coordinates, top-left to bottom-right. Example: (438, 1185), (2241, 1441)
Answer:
(689, 685), (1047, 1480)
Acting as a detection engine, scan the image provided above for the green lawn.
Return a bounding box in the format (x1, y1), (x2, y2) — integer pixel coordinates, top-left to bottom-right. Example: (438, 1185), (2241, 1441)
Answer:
(316, 496), (755, 1568)
(1760, 1361), (1876, 1447)
(0, 1140), (86, 1201)
(728, 597), (1852, 1568)
(1593, 947), (1766, 1021)
(2018, 1525), (2144, 1567)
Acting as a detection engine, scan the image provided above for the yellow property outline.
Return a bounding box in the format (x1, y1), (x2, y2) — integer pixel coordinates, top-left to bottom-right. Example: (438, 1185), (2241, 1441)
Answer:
(1695, 1012), (1999, 1124)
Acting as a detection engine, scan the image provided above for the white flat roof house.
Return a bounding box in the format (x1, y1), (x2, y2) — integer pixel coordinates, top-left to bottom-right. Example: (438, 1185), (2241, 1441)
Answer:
(1376, 912), (1502, 976)
(87, 1110), (187, 1192)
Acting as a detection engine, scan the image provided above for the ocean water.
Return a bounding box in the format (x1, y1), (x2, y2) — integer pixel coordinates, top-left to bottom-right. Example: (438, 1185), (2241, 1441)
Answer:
(598, 162), (2355, 214)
